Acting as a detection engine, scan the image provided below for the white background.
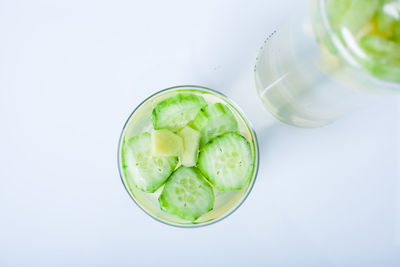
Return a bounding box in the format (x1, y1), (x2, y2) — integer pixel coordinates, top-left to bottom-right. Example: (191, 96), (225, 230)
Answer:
(1, 0), (399, 266)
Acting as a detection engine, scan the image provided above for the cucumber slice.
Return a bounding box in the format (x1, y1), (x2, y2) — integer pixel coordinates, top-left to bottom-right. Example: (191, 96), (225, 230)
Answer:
(190, 103), (239, 147)
(159, 167), (215, 221)
(360, 34), (400, 59)
(340, 0), (380, 34)
(359, 34), (400, 82)
(326, 0), (351, 30)
(361, 57), (400, 82)
(177, 126), (201, 167)
(392, 21), (400, 41)
(152, 93), (207, 132)
(189, 108), (208, 132)
(151, 129), (183, 157)
(198, 132), (253, 191)
(122, 132), (178, 193)
(376, 0), (399, 34)
(376, 12), (395, 34)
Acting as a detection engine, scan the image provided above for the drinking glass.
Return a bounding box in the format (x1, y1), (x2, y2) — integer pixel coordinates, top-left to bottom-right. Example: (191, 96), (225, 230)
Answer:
(255, 0), (400, 128)
(117, 85), (259, 227)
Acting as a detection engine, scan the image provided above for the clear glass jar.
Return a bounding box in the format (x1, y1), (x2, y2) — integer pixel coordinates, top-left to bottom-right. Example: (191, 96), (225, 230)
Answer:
(255, 0), (400, 128)
(117, 85), (259, 227)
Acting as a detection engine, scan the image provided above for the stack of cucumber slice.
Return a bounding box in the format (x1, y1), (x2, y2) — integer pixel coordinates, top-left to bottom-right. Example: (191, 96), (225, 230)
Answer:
(122, 93), (254, 221)
(325, 0), (400, 82)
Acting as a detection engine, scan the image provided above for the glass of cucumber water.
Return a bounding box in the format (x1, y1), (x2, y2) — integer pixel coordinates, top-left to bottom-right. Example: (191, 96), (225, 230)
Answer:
(118, 85), (259, 227)
(255, 0), (400, 128)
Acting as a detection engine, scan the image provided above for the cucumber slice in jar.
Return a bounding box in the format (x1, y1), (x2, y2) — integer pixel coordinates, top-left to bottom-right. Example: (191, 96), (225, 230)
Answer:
(190, 103), (239, 147)
(198, 132), (253, 191)
(151, 129), (183, 157)
(122, 132), (178, 193)
(177, 126), (201, 167)
(391, 21), (400, 41)
(159, 167), (215, 221)
(340, 0), (380, 34)
(360, 34), (400, 59)
(376, 10), (394, 34)
(361, 57), (400, 82)
(358, 34), (400, 82)
(152, 93), (207, 132)
(376, 0), (399, 34)
(326, 0), (351, 30)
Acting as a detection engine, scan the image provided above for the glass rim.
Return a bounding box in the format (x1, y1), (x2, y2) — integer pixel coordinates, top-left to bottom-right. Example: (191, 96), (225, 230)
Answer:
(117, 85), (260, 228)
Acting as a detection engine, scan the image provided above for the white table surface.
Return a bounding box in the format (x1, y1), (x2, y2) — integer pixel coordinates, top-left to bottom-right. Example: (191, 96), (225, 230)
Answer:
(1, 0), (399, 266)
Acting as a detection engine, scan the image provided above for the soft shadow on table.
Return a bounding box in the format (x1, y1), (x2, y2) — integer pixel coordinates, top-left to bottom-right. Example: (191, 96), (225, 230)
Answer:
(252, 105), (299, 153)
